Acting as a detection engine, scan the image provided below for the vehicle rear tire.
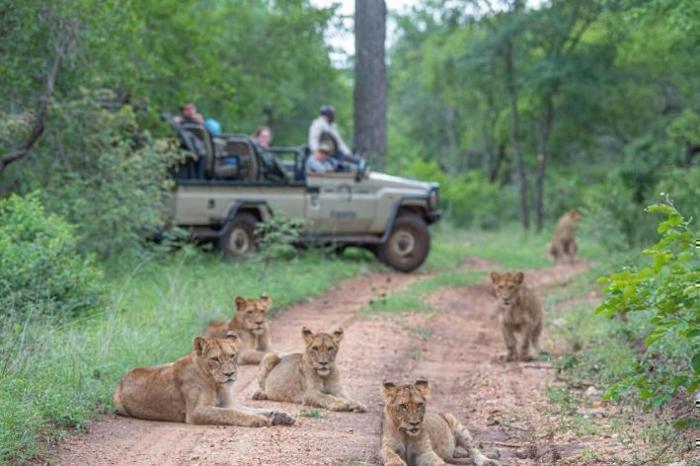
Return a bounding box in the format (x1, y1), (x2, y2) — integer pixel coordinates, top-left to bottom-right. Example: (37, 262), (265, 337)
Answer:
(378, 214), (430, 272)
(218, 213), (258, 256)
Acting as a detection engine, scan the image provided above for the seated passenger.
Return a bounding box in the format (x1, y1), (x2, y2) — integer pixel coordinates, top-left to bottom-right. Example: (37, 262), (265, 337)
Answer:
(179, 102), (204, 124)
(254, 126), (272, 149)
(305, 142), (336, 174)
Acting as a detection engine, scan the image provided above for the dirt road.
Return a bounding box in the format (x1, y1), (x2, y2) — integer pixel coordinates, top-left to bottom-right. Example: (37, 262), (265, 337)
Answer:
(50, 261), (589, 465)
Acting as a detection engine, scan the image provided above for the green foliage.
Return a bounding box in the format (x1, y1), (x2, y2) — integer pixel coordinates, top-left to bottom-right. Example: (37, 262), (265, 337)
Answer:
(596, 199), (700, 415)
(2, 89), (184, 257)
(255, 215), (306, 260)
(0, 192), (105, 321)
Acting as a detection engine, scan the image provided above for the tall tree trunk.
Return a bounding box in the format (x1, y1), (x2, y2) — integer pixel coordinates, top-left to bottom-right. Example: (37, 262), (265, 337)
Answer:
(354, 0), (387, 170)
(504, 39), (530, 230)
(534, 94), (554, 233)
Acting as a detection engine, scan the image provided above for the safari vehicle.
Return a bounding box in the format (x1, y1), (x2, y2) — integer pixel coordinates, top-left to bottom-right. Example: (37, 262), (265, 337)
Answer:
(164, 114), (441, 272)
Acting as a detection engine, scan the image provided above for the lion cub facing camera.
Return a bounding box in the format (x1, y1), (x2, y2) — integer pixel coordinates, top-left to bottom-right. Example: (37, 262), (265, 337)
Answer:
(252, 327), (366, 412)
(380, 379), (500, 466)
(490, 271), (543, 362)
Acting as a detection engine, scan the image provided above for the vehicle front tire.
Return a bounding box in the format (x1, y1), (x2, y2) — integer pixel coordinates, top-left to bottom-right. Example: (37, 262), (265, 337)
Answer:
(218, 213), (258, 256)
(378, 214), (430, 272)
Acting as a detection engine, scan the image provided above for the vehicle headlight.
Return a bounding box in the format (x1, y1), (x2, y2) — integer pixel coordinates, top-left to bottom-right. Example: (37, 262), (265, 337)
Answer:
(429, 189), (439, 209)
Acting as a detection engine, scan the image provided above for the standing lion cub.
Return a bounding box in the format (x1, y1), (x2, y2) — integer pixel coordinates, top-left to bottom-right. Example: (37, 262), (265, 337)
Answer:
(252, 327), (367, 412)
(114, 335), (294, 427)
(490, 272), (543, 362)
(203, 294), (274, 364)
(549, 209), (581, 263)
(380, 379), (499, 466)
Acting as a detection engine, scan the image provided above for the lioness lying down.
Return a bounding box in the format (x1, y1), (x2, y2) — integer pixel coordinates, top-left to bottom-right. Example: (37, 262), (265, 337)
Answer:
(380, 379), (499, 466)
(203, 294), (274, 365)
(252, 327), (367, 412)
(114, 335), (294, 427)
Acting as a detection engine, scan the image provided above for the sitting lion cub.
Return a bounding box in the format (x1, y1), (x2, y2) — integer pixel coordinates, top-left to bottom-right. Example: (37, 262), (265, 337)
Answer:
(203, 294), (274, 364)
(380, 379), (499, 466)
(252, 327), (366, 412)
(549, 209), (581, 263)
(114, 335), (294, 427)
(490, 271), (543, 362)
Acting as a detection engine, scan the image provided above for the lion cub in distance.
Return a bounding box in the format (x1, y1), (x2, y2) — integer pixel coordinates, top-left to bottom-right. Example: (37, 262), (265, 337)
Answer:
(114, 335), (294, 427)
(203, 294), (274, 364)
(380, 379), (499, 466)
(252, 327), (367, 412)
(490, 271), (543, 362)
(549, 209), (581, 263)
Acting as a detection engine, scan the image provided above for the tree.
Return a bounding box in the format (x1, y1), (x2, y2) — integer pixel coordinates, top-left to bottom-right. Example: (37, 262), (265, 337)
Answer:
(354, 0), (387, 169)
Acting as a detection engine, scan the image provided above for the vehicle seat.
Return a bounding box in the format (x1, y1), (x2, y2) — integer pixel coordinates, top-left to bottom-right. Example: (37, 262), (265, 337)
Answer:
(221, 139), (258, 181)
(179, 122), (215, 178)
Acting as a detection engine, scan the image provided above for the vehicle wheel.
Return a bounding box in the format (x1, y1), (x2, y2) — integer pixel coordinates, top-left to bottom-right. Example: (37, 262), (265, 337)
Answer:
(219, 213), (258, 256)
(378, 214), (430, 272)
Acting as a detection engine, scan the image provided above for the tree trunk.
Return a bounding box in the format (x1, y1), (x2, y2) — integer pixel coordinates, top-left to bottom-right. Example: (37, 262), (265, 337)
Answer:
(504, 39), (530, 230)
(354, 0), (387, 170)
(534, 95), (554, 233)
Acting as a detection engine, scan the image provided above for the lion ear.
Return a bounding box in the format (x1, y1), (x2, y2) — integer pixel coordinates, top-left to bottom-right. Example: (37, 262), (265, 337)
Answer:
(515, 272), (525, 285)
(414, 378), (430, 395)
(331, 328), (344, 344)
(490, 272), (500, 283)
(260, 293), (271, 310)
(302, 327), (314, 344)
(382, 381), (397, 398)
(193, 337), (207, 356)
(234, 296), (246, 310)
(225, 331), (239, 343)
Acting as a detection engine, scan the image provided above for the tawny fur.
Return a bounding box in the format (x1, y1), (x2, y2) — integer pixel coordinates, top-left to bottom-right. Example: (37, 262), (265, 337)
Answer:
(490, 271), (543, 362)
(203, 294), (274, 364)
(113, 336), (294, 427)
(549, 209), (581, 263)
(252, 327), (366, 413)
(379, 380), (499, 466)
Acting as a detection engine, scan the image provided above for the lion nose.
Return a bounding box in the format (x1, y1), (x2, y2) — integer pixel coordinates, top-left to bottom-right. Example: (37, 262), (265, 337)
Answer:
(319, 361), (328, 366)
(409, 420), (420, 427)
(223, 371), (235, 378)
(255, 320), (264, 325)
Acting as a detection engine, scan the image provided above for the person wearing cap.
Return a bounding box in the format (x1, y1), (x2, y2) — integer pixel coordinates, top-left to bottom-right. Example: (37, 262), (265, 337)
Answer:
(308, 105), (353, 163)
(305, 141), (336, 174)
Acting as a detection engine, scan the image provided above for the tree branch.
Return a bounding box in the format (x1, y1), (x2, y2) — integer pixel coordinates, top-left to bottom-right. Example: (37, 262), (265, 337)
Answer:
(0, 20), (78, 173)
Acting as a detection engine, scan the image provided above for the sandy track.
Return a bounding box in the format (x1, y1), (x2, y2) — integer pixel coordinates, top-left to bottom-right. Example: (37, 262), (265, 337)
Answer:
(49, 261), (588, 465)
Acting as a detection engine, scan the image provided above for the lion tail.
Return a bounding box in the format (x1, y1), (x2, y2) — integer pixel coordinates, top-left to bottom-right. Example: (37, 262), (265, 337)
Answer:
(442, 412), (495, 465)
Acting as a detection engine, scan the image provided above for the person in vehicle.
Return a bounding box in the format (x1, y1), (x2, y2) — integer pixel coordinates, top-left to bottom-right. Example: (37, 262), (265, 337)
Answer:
(180, 102), (204, 124)
(308, 105), (355, 164)
(305, 141), (336, 174)
(255, 126), (272, 149)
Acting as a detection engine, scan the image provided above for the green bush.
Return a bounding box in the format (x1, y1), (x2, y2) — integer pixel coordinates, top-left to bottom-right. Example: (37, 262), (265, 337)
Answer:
(0, 192), (105, 320)
(1, 89), (184, 258)
(597, 198), (699, 425)
(404, 160), (518, 229)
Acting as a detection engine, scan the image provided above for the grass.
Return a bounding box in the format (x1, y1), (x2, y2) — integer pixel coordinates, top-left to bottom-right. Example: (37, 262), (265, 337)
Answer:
(0, 248), (374, 463)
(300, 409), (326, 419)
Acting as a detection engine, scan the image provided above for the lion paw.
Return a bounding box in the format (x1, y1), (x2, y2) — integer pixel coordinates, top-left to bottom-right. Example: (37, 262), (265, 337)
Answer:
(350, 401), (367, 413)
(268, 411), (295, 426)
(252, 391), (268, 401)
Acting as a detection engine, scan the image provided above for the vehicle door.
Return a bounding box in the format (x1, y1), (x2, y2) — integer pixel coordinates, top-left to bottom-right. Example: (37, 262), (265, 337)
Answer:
(305, 172), (376, 234)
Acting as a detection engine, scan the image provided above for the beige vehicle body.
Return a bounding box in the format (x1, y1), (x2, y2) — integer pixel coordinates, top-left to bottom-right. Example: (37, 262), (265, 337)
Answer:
(165, 115), (440, 272)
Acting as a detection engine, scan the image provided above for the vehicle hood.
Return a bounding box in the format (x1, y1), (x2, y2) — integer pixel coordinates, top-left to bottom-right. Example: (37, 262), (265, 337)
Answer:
(366, 172), (436, 192)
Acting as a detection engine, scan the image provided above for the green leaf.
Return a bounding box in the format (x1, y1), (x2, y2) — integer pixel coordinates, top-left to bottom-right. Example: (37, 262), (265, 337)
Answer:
(673, 418), (700, 430)
(691, 352), (700, 373)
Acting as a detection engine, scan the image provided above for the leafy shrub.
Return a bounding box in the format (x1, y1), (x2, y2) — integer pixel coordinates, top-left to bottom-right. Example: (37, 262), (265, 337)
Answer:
(0, 192), (105, 320)
(597, 198), (699, 424)
(255, 215), (305, 260)
(1, 89), (184, 258)
(404, 160), (518, 229)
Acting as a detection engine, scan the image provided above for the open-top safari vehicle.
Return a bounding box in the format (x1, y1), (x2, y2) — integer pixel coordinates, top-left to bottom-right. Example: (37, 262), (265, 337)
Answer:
(163, 113), (441, 272)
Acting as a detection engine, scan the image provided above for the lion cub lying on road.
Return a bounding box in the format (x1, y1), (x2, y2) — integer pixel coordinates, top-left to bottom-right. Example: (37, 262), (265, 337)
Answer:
(490, 271), (543, 362)
(549, 209), (581, 263)
(204, 294), (274, 364)
(114, 335), (294, 427)
(252, 327), (367, 412)
(380, 379), (499, 466)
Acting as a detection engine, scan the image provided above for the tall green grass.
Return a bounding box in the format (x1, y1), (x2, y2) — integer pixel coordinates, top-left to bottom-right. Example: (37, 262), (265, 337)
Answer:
(0, 249), (374, 462)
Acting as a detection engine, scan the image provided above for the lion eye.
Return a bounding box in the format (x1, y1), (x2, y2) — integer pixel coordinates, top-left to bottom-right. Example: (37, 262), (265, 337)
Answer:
(210, 357), (221, 364)
(312, 346), (320, 351)
(400, 403), (408, 410)
(246, 310), (254, 314)
(416, 402), (424, 408)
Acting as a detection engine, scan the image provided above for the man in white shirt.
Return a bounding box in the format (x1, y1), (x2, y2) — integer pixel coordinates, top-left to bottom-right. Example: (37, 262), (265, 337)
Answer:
(308, 105), (353, 162)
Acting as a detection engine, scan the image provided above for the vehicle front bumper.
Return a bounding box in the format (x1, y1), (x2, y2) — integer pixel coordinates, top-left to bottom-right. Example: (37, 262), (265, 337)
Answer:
(427, 210), (442, 224)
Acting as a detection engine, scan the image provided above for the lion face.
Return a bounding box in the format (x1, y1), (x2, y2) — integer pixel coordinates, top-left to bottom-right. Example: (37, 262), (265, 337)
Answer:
(193, 336), (239, 384)
(301, 327), (343, 377)
(566, 209), (582, 226)
(490, 271), (524, 308)
(382, 380), (429, 437)
(234, 294), (271, 336)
